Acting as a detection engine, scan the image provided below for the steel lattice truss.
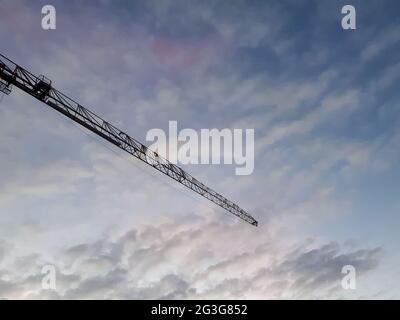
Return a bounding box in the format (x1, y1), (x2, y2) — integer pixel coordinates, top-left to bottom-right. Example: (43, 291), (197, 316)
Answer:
(0, 53), (258, 226)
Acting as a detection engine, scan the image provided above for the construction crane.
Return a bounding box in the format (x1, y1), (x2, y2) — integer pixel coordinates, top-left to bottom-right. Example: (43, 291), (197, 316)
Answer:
(0, 53), (258, 227)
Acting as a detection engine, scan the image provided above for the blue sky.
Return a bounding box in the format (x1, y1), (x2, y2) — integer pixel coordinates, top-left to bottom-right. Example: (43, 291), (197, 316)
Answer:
(0, 0), (399, 299)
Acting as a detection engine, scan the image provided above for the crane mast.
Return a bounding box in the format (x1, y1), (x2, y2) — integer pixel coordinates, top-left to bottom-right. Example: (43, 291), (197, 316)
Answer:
(0, 53), (258, 227)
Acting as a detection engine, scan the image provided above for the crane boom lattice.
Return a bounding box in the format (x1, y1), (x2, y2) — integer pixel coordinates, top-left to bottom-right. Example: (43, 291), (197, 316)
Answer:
(0, 53), (258, 227)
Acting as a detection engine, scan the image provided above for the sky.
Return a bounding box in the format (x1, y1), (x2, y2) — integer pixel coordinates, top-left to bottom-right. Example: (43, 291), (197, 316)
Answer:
(0, 0), (399, 299)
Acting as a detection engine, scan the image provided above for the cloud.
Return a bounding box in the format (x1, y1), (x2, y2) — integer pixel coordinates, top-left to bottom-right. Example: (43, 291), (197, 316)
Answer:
(361, 25), (400, 61)
(0, 0), (399, 300)
(0, 215), (383, 299)
(258, 89), (360, 148)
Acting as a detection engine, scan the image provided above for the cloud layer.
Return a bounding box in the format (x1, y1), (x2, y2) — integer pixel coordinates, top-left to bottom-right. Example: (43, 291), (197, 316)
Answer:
(0, 0), (399, 299)
(0, 215), (383, 299)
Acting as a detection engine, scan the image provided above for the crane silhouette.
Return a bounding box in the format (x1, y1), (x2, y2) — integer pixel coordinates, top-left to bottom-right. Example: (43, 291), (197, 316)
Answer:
(0, 53), (258, 227)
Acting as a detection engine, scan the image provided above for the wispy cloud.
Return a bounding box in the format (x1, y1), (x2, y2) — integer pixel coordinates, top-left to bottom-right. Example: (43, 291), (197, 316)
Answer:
(0, 0), (399, 299)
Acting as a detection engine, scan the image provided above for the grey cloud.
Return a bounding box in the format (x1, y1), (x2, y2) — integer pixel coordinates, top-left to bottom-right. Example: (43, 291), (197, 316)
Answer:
(0, 240), (9, 263)
(0, 215), (383, 299)
(0, 279), (20, 297)
(63, 268), (128, 299)
(0, 0), (398, 300)
(271, 243), (383, 297)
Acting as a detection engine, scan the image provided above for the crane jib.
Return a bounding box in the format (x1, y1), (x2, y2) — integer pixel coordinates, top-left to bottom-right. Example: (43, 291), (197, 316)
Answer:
(0, 53), (258, 227)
